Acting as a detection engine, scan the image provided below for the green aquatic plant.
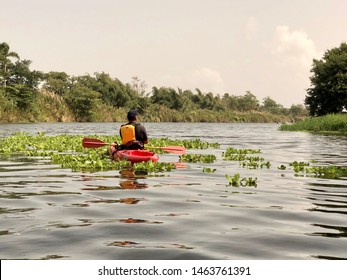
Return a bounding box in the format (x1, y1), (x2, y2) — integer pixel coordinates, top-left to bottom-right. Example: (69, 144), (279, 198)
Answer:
(223, 147), (261, 161)
(223, 147), (261, 156)
(182, 139), (220, 149)
(301, 165), (347, 179)
(0, 132), (222, 173)
(289, 161), (310, 172)
(226, 173), (257, 187)
(223, 147), (270, 169)
(223, 154), (248, 161)
(240, 177), (258, 187)
(132, 161), (176, 173)
(226, 173), (241, 186)
(150, 138), (219, 151)
(240, 159), (271, 169)
(51, 153), (132, 172)
(180, 154), (216, 163)
(282, 160), (347, 179)
(0, 133), (87, 155)
(203, 167), (216, 173)
(310, 166), (347, 178)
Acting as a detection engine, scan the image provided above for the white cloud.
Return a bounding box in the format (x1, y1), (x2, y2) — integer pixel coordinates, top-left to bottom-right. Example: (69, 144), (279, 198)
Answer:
(271, 25), (322, 68)
(159, 67), (225, 94)
(189, 68), (225, 93)
(246, 17), (258, 40)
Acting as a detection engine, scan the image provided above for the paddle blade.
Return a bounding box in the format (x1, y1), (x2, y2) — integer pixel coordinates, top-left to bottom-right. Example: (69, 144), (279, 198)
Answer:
(82, 138), (109, 148)
(147, 145), (186, 154)
(159, 146), (186, 154)
(173, 162), (187, 168)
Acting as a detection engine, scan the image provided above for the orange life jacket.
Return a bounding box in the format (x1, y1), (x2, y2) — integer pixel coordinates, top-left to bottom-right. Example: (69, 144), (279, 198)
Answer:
(120, 124), (136, 145)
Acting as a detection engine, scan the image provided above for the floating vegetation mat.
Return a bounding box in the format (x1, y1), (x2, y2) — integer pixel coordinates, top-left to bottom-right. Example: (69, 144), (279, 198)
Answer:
(0, 132), (218, 173)
(179, 154), (217, 163)
(223, 147), (271, 169)
(287, 161), (347, 179)
(0, 132), (346, 184)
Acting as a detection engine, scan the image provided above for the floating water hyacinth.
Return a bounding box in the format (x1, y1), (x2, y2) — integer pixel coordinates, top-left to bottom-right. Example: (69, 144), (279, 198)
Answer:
(179, 154), (216, 163)
(222, 147), (262, 161)
(1, 132), (345, 180)
(225, 173), (257, 187)
(222, 147), (271, 169)
(203, 167), (216, 173)
(0, 133), (215, 173)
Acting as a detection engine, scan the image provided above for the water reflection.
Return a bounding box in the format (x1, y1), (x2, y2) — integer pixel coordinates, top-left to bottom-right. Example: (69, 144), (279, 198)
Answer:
(81, 185), (118, 191)
(119, 218), (162, 224)
(107, 241), (194, 250)
(306, 182), (347, 215)
(119, 169), (148, 190)
(0, 230), (11, 236)
(80, 170), (148, 190)
(312, 255), (347, 260)
(303, 178), (347, 255)
(48, 222), (91, 229)
(86, 198), (144, 205)
(0, 190), (80, 199)
(77, 218), (162, 225)
(310, 224), (347, 238)
(0, 207), (37, 214)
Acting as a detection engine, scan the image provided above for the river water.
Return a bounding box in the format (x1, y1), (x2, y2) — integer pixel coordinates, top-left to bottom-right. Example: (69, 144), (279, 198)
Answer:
(0, 122), (346, 260)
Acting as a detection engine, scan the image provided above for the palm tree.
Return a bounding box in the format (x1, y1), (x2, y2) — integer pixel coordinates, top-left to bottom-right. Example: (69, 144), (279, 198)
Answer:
(0, 42), (20, 86)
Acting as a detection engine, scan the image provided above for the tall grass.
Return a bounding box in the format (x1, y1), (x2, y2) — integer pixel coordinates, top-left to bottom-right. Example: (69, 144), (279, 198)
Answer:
(279, 114), (347, 133)
(1, 89), (297, 124)
(142, 105), (293, 123)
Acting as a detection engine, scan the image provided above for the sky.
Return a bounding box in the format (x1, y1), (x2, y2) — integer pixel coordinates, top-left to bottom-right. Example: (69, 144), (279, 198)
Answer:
(1, 0), (346, 107)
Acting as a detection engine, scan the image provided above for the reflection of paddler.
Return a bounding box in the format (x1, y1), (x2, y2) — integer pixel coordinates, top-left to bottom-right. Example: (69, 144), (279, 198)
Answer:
(119, 181), (148, 189)
(119, 170), (148, 189)
(119, 218), (146, 223)
(120, 198), (141, 204)
(119, 169), (148, 178)
(120, 169), (135, 179)
(173, 162), (187, 168)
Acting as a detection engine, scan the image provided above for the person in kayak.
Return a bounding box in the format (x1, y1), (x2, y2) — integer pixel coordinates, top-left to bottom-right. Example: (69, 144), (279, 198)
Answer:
(112, 109), (148, 152)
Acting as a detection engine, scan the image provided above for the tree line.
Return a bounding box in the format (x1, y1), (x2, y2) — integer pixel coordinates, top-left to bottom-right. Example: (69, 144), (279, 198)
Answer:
(4, 41), (344, 123)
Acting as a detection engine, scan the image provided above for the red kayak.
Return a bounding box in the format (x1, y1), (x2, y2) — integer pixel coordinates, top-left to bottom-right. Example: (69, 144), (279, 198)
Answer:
(109, 146), (159, 164)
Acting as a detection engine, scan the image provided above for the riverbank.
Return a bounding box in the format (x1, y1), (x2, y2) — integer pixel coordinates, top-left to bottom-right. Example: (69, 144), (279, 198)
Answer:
(0, 88), (306, 124)
(279, 114), (347, 134)
(0, 108), (300, 124)
(0, 100), (302, 124)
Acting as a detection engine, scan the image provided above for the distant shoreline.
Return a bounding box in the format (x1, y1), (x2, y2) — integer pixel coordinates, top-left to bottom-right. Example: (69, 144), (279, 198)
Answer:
(279, 114), (347, 134)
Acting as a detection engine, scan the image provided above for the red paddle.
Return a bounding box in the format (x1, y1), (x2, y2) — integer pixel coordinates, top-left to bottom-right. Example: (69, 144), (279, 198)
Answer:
(82, 138), (111, 148)
(147, 145), (186, 154)
(82, 138), (186, 154)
